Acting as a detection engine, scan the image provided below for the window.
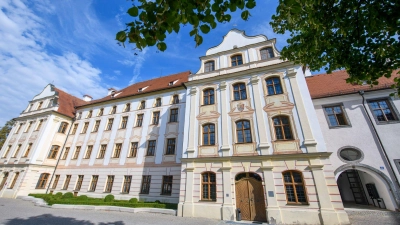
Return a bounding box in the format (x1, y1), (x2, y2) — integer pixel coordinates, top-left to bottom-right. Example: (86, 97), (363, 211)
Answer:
(155, 98), (162, 107)
(36, 173), (49, 189)
(169, 109), (178, 122)
(98, 108), (104, 116)
(36, 120), (43, 131)
(52, 175), (60, 189)
(233, 83), (247, 100)
(339, 148), (362, 162)
(273, 116), (293, 140)
(203, 89), (215, 105)
(98, 145), (107, 159)
(172, 95), (179, 104)
(136, 114), (143, 127)
(12, 144), (21, 158)
(201, 172), (216, 201)
(283, 171), (307, 204)
(122, 176), (132, 194)
(324, 105), (349, 127)
(140, 175), (151, 194)
(113, 143), (122, 158)
(23, 143), (32, 157)
(266, 77), (283, 95)
(203, 124), (215, 145)
(204, 61), (215, 72)
(72, 146), (81, 159)
(93, 120), (100, 132)
(368, 99), (398, 122)
(89, 175), (98, 191)
(138, 88), (143, 92)
(152, 112), (160, 125)
(37, 101), (43, 110)
(28, 104), (33, 112)
(124, 103), (131, 112)
(0, 173), (9, 190)
(71, 124), (78, 135)
(9, 172), (20, 189)
(231, 55), (243, 66)
(58, 122), (69, 133)
(2, 145), (12, 158)
(63, 175), (71, 190)
(139, 101), (146, 110)
(260, 47), (274, 60)
(146, 140), (156, 156)
(75, 175), (84, 191)
(77, 112), (82, 120)
(47, 99), (54, 108)
(161, 176), (173, 195)
(120, 116), (128, 129)
(168, 81), (174, 86)
(25, 121), (33, 132)
(110, 106), (117, 114)
(87, 110), (93, 118)
(106, 118), (114, 130)
(129, 142), (138, 157)
(236, 120), (252, 143)
(105, 175), (114, 193)
(47, 145), (60, 159)
(165, 138), (176, 155)
(15, 123), (23, 134)
(84, 145), (93, 159)
(62, 147), (70, 160)
(82, 122), (89, 133)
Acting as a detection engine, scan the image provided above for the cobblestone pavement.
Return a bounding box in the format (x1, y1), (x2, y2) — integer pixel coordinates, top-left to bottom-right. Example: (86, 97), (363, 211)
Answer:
(1, 198), (400, 225)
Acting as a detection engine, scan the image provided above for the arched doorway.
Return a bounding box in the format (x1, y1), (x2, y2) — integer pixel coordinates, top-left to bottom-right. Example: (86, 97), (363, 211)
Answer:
(235, 172), (267, 221)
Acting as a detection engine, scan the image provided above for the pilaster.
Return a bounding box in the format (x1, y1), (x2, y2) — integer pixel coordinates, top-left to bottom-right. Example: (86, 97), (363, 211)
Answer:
(219, 81), (230, 157)
(186, 87), (197, 158)
(221, 165), (235, 220)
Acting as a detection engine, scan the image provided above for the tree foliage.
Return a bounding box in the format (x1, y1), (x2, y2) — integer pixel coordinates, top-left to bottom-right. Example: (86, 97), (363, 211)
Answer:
(0, 119), (15, 150)
(116, 0), (256, 51)
(270, 0), (400, 94)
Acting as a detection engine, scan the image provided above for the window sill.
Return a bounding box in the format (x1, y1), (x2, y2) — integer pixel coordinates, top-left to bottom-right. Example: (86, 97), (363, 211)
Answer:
(160, 194), (172, 196)
(118, 128), (127, 130)
(139, 193), (149, 195)
(127, 156), (137, 158)
(235, 142), (254, 144)
(328, 125), (352, 129)
(375, 120), (400, 125)
(120, 192), (130, 194)
(201, 144), (216, 146)
(145, 155), (155, 157)
(198, 200), (217, 202)
(232, 99), (248, 102)
(286, 203), (309, 206)
(168, 122), (178, 124)
(164, 154), (175, 156)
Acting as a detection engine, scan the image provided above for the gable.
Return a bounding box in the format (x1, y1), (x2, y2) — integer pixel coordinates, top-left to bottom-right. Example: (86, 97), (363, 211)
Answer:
(32, 84), (56, 100)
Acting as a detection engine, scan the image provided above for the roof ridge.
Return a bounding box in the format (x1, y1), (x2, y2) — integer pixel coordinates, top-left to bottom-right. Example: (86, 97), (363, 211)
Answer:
(54, 87), (84, 102)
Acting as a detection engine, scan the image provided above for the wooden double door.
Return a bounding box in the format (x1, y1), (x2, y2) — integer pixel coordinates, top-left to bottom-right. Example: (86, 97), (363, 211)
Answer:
(235, 174), (267, 221)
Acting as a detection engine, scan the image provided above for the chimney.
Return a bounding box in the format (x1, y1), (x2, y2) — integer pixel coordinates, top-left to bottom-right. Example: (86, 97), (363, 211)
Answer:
(83, 94), (93, 102)
(108, 88), (117, 95)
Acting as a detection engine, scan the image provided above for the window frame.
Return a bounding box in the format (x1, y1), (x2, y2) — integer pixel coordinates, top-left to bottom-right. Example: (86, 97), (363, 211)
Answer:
(82, 122), (89, 133)
(282, 170), (308, 205)
(265, 77), (284, 96)
(104, 175), (114, 193)
(235, 120), (253, 143)
(63, 175), (71, 190)
(202, 123), (216, 146)
(12, 144), (22, 158)
(25, 121), (33, 133)
(122, 175), (132, 194)
(146, 140), (156, 156)
(322, 103), (351, 128)
(260, 47), (275, 60)
(204, 60), (215, 72)
(203, 88), (215, 105)
(62, 147), (70, 160)
(161, 175), (173, 195)
(172, 95), (179, 104)
(139, 101), (146, 110)
(36, 120), (43, 131)
(36, 173), (50, 189)
(152, 111), (160, 125)
(165, 138), (176, 155)
(128, 142), (138, 157)
(47, 145), (60, 159)
(155, 98), (162, 107)
(89, 175), (98, 192)
(72, 146), (81, 159)
(71, 124), (78, 135)
(113, 143), (122, 158)
(367, 98), (400, 124)
(136, 114), (144, 127)
(75, 175), (84, 191)
(9, 172), (20, 189)
(84, 145), (93, 159)
(87, 110), (93, 118)
(106, 118), (114, 130)
(23, 143), (32, 157)
(2, 145), (12, 158)
(110, 106), (117, 114)
(272, 116), (294, 141)
(120, 116), (128, 129)
(93, 120), (101, 132)
(51, 175), (60, 189)
(169, 108), (179, 122)
(124, 103), (131, 112)
(232, 83), (247, 101)
(201, 172), (216, 201)
(98, 144), (107, 159)
(231, 54), (243, 67)
(140, 175), (151, 194)
(98, 108), (104, 116)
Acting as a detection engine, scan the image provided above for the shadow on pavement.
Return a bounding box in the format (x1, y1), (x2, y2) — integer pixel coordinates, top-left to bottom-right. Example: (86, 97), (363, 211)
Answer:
(4, 214), (125, 225)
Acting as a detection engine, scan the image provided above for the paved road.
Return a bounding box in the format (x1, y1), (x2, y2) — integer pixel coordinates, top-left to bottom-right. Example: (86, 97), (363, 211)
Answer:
(346, 209), (400, 225)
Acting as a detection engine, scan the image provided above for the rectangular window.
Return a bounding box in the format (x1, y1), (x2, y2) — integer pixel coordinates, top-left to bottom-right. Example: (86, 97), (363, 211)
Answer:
(77, 112), (82, 120)
(36, 173), (49, 189)
(155, 98), (161, 107)
(98, 145), (107, 159)
(106, 119), (114, 130)
(105, 175), (114, 193)
(58, 122), (68, 133)
(75, 175), (84, 191)
(129, 142), (138, 157)
(136, 114), (144, 127)
(140, 175), (151, 194)
(15, 123), (23, 134)
(72, 146), (81, 159)
(368, 99), (399, 123)
(89, 175), (98, 191)
(52, 175), (60, 189)
(110, 106), (117, 114)
(12, 144), (21, 158)
(139, 101), (145, 110)
(324, 105), (349, 127)
(2, 145), (12, 158)
(47, 145), (60, 159)
(0, 173), (9, 189)
(84, 145), (93, 159)
(122, 175), (132, 194)
(93, 120), (100, 132)
(63, 175), (71, 190)
(165, 138), (176, 155)
(124, 103), (131, 112)
(152, 112), (160, 125)
(9, 172), (20, 189)
(37, 101), (43, 110)
(36, 120), (43, 131)
(98, 108), (104, 116)
(169, 109), (178, 122)
(120, 116), (128, 129)
(71, 124), (78, 135)
(82, 122), (89, 133)
(146, 140), (156, 156)
(87, 110), (92, 118)
(201, 172), (216, 201)
(23, 143), (32, 157)
(25, 121), (33, 132)
(113, 143), (122, 158)
(161, 176), (173, 195)
(172, 95), (179, 104)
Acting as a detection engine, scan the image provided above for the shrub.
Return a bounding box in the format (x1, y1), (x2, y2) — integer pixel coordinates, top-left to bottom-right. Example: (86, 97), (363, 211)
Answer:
(62, 192), (74, 199)
(55, 192), (63, 198)
(104, 194), (114, 202)
(155, 200), (161, 204)
(129, 198), (138, 203)
(77, 195), (88, 200)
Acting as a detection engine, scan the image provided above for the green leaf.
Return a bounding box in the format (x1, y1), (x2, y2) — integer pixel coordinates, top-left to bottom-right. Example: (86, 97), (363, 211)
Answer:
(127, 7), (139, 17)
(116, 31), (127, 42)
(200, 24), (210, 34)
(157, 42), (167, 51)
(241, 10), (250, 20)
(246, 0), (256, 9)
(195, 34), (203, 47)
(189, 29), (197, 36)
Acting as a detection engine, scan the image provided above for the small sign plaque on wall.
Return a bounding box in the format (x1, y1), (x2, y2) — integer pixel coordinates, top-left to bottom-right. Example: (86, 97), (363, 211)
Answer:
(380, 166), (384, 170)
(268, 191), (274, 197)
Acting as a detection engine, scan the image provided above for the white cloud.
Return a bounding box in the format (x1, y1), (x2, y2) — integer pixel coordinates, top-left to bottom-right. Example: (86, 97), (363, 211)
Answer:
(251, 22), (290, 51)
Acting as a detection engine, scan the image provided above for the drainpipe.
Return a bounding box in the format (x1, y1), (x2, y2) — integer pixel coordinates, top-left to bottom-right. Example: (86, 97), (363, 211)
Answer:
(46, 117), (75, 194)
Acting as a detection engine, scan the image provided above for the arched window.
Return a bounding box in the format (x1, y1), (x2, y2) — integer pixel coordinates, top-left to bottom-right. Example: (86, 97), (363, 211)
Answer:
(139, 101), (146, 110)
(203, 124), (215, 145)
(172, 95), (179, 104)
(260, 47), (274, 60)
(47, 145), (60, 159)
(282, 171), (307, 204)
(273, 116), (293, 140)
(266, 77), (283, 95)
(236, 120), (252, 143)
(36, 173), (50, 189)
(231, 55), (243, 66)
(201, 172), (216, 201)
(155, 98), (162, 107)
(233, 83), (247, 100)
(58, 122), (69, 133)
(203, 89), (215, 105)
(204, 61), (215, 72)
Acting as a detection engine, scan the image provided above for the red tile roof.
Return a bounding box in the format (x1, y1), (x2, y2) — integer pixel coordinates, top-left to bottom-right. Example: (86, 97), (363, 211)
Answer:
(54, 88), (86, 118)
(78, 71), (190, 107)
(306, 70), (398, 99)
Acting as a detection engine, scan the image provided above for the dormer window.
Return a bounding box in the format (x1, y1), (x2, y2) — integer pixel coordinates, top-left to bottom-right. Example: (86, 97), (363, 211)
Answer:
(138, 88), (143, 92)
(260, 47), (274, 60)
(110, 90), (116, 98)
(231, 55), (243, 67)
(204, 61), (215, 72)
(168, 81), (174, 86)
(28, 104), (33, 112)
(139, 101), (146, 110)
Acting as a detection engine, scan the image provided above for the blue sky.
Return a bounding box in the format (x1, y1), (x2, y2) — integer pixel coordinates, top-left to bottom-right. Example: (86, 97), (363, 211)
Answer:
(0, 0), (290, 126)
